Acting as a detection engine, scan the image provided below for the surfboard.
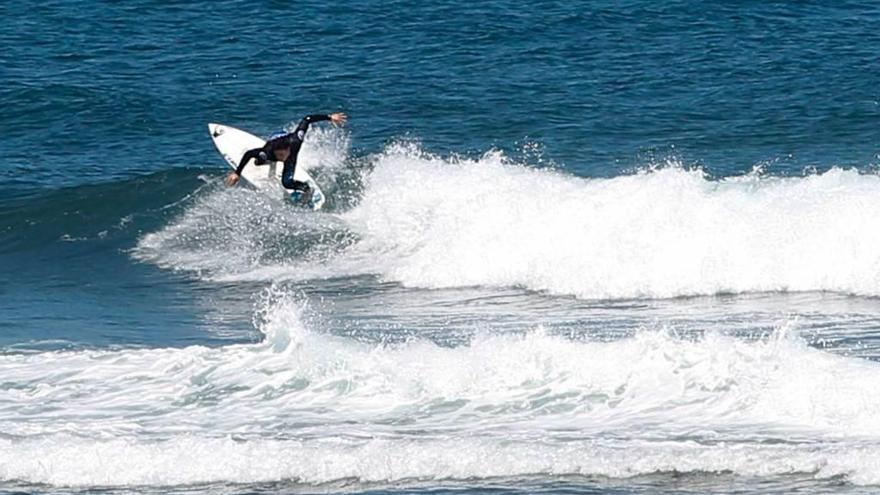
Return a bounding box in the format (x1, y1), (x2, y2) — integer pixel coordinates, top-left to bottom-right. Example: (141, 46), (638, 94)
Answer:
(207, 123), (325, 210)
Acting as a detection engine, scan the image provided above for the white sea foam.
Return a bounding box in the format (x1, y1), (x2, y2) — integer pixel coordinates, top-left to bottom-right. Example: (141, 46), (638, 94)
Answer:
(341, 144), (880, 299)
(3, 296), (880, 486)
(135, 142), (880, 299)
(5, 435), (880, 487)
(113, 145), (880, 487)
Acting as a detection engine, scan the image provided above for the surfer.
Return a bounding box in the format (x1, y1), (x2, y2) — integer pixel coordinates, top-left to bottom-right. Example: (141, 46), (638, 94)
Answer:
(225, 112), (347, 201)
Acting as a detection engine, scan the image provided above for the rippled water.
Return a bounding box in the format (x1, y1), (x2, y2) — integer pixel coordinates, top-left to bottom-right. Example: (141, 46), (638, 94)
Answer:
(3, 1), (880, 494)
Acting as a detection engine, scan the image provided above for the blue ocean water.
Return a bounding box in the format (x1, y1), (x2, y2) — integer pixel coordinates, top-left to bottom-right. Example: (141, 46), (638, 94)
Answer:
(4, 0), (880, 493)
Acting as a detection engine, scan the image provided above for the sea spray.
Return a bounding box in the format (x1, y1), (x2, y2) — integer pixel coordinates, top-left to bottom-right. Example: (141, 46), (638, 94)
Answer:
(136, 142), (880, 300)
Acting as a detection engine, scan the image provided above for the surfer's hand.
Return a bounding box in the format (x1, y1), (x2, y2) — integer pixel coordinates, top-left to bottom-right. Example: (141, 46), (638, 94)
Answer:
(330, 112), (347, 127)
(225, 173), (240, 187)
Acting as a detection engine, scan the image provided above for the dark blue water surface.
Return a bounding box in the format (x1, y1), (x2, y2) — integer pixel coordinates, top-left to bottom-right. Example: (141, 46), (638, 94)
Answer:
(4, 1), (880, 494)
(4, 0), (880, 190)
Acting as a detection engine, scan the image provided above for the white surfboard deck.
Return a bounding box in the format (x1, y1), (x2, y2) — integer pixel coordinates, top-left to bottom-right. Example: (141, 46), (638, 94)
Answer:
(208, 123), (325, 210)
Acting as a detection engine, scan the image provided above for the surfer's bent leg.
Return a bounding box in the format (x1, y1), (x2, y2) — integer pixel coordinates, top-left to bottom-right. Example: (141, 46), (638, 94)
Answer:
(278, 114), (332, 190)
(281, 157), (309, 191)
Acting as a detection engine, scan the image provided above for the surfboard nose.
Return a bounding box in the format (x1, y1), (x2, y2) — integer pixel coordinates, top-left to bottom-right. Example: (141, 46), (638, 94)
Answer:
(208, 123), (224, 138)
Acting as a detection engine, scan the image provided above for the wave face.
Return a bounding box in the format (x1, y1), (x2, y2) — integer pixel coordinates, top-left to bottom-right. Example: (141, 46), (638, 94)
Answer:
(136, 143), (880, 300)
(2, 294), (880, 487)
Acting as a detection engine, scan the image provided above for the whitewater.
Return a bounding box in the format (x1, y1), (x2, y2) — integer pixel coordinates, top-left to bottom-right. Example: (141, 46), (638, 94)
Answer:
(137, 141), (880, 300)
(7, 2), (880, 493)
(0, 135), (874, 490)
(4, 290), (880, 487)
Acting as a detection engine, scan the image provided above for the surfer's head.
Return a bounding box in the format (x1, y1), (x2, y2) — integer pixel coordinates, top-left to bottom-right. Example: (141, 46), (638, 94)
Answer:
(269, 136), (292, 160)
(275, 147), (291, 161)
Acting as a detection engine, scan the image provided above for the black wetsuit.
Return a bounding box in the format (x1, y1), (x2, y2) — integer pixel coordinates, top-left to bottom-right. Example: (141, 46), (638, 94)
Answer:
(235, 114), (331, 191)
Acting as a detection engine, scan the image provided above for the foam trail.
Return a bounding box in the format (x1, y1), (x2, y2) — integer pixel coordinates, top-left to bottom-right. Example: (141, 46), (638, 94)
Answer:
(133, 185), (351, 276)
(132, 123), (356, 277)
(3, 296), (880, 486)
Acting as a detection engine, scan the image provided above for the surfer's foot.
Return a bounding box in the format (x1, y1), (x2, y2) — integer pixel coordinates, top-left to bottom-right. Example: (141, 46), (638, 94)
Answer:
(290, 184), (313, 205)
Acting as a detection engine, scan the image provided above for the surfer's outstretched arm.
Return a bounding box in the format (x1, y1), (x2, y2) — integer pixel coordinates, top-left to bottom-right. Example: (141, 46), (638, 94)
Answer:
(236, 148), (264, 174)
(293, 113), (347, 136)
(226, 148), (265, 186)
(295, 114), (330, 133)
